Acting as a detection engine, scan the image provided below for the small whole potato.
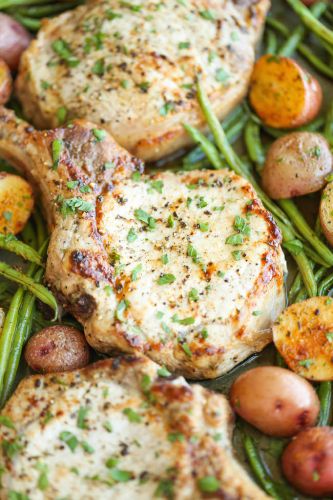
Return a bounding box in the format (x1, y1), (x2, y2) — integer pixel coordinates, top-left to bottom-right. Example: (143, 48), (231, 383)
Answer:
(0, 59), (12, 105)
(229, 366), (320, 437)
(0, 14), (31, 71)
(25, 325), (90, 373)
(0, 172), (34, 234)
(262, 132), (332, 199)
(282, 427), (333, 497)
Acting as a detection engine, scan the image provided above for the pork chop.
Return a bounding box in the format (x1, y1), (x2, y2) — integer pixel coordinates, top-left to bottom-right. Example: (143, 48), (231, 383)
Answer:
(0, 355), (269, 499)
(0, 107), (286, 379)
(16, 0), (270, 162)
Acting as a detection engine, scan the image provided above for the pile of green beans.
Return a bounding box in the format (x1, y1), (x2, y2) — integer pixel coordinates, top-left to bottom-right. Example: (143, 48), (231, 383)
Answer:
(0, 0), (83, 31)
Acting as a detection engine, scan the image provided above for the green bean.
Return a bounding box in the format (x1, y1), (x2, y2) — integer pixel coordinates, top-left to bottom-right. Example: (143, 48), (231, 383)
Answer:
(0, 234), (42, 265)
(288, 272), (302, 304)
(302, 244), (330, 267)
(287, 244), (317, 297)
(183, 124), (226, 170)
(14, 1), (82, 17)
(20, 220), (37, 249)
(266, 30), (278, 54)
(13, 14), (41, 31)
(0, 268), (43, 405)
(244, 121), (265, 173)
(317, 381), (332, 426)
(33, 209), (48, 249)
(318, 272), (333, 296)
(279, 1), (328, 57)
(0, 0), (50, 7)
(195, 80), (292, 227)
(0, 262), (57, 315)
(0, 288), (25, 393)
(324, 101), (333, 147)
(243, 435), (281, 499)
(263, 116), (325, 139)
(286, 0), (333, 45)
(278, 199), (333, 267)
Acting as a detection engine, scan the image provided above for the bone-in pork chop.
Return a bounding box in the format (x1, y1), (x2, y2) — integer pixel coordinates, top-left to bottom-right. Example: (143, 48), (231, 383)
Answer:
(0, 355), (269, 499)
(0, 108), (285, 379)
(16, 0), (270, 161)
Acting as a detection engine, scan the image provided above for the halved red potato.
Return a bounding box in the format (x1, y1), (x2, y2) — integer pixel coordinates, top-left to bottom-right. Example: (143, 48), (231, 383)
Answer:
(273, 296), (333, 381)
(320, 182), (333, 247)
(262, 132), (332, 199)
(0, 14), (31, 72)
(0, 59), (12, 105)
(249, 55), (322, 129)
(0, 173), (34, 234)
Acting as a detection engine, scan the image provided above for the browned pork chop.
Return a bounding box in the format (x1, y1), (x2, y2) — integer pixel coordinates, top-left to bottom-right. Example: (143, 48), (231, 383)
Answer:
(0, 108), (286, 379)
(16, 0), (270, 161)
(0, 355), (269, 499)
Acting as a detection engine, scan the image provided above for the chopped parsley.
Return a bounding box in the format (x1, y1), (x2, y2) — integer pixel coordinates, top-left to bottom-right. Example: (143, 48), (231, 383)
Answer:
(299, 359), (314, 369)
(225, 234), (244, 246)
(167, 432), (185, 442)
(93, 128), (107, 142)
(92, 58), (105, 76)
(115, 299), (129, 322)
(51, 139), (63, 169)
(157, 366), (171, 377)
(215, 68), (230, 84)
(232, 250), (242, 261)
(109, 468), (133, 483)
(167, 214), (175, 228)
(198, 476), (220, 493)
(60, 197), (93, 217)
(123, 408), (142, 423)
(157, 273), (176, 285)
(56, 106), (67, 125)
(52, 39), (79, 67)
(77, 406), (89, 429)
(2, 438), (22, 459)
(326, 332), (333, 343)
(181, 342), (192, 357)
(178, 41), (190, 49)
(127, 228), (138, 243)
(199, 9), (215, 21)
(198, 221), (209, 232)
(103, 421), (113, 433)
(131, 263), (142, 281)
(134, 208), (156, 230)
(188, 288), (199, 302)
(59, 431), (78, 452)
(35, 462), (49, 491)
(234, 215), (250, 236)
(81, 441), (95, 454)
(0, 415), (15, 429)
(160, 101), (174, 116)
(150, 180), (164, 193)
(161, 254), (169, 264)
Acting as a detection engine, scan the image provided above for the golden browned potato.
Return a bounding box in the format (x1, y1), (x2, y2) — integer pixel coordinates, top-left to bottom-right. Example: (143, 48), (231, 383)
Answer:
(320, 181), (333, 247)
(229, 366), (320, 437)
(0, 172), (34, 235)
(25, 325), (90, 373)
(0, 58), (12, 105)
(282, 427), (333, 497)
(249, 55), (322, 129)
(273, 296), (333, 381)
(262, 132), (332, 199)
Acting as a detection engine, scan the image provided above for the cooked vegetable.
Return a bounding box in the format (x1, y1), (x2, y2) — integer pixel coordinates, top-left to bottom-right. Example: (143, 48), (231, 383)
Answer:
(249, 54), (322, 129)
(281, 427), (333, 497)
(230, 366), (320, 437)
(286, 0), (333, 45)
(273, 296), (333, 381)
(0, 13), (31, 71)
(25, 325), (90, 373)
(0, 172), (34, 235)
(262, 132), (332, 199)
(0, 58), (12, 105)
(320, 181), (333, 247)
(0, 233), (42, 265)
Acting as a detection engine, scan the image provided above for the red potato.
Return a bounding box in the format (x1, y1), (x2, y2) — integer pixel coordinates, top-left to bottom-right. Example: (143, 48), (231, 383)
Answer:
(0, 13), (31, 72)
(301, 0), (318, 5)
(229, 366), (320, 437)
(0, 59), (12, 105)
(262, 132), (333, 199)
(282, 427), (333, 497)
(25, 325), (90, 373)
(249, 55), (322, 129)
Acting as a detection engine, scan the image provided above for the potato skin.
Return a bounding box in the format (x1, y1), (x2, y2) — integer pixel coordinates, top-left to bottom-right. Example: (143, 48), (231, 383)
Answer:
(0, 14), (31, 71)
(0, 172), (34, 235)
(0, 59), (12, 105)
(229, 366), (320, 437)
(249, 55), (322, 129)
(25, 325), (90, 373)
(320, 182), (333, 247)
(262, 132), (332, 199)
(282, 427), (333, 497)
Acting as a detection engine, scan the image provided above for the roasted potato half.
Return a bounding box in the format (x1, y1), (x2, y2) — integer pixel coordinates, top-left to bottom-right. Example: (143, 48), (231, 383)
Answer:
(262, 132), (332, 199)
(320, 182), (333, 247)
(249, 55), (322, 129)
(273, 296), (333, 381)
(0, 173), (34, 235)
(0, 58), (12, 106)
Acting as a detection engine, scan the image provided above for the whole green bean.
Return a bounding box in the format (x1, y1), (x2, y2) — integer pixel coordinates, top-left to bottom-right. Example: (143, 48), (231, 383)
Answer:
(278, 199), (333, 267)
(0, 261), (57, 315)
(263, 116), (325, 139)
(0, 268), (43, 405)
(288, 272), (302, 303)
(0, 234), (42, 265)
(302, 244), (330, 268)
(0, 0), (49, 7)
(21, 220), (37, 249)
(33, 209), (48, 249)
(244, 121), (265, 173)
(0, 288), (25, 394)
(318, 272), (333, 296)
(266, 30), (278, 54)
(195, 80), (292, 228)
(286, 0), (333, 45)
(324, 102), (333, 147)
(243, 435), (281, 499)
(14, 1), (82, 17)
(317, 381), (332, 426)
(279, 1), (328, 57)
(13, 14), (41, 31)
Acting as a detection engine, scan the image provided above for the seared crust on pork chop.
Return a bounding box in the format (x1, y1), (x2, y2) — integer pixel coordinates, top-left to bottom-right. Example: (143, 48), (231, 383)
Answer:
(0, 355), (269, 499)
(0, 107), (286, 378)
(16, 0), (270, 161)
